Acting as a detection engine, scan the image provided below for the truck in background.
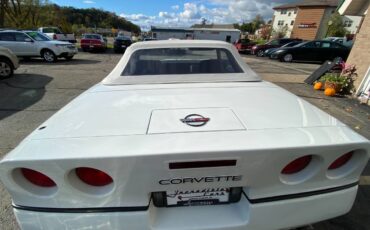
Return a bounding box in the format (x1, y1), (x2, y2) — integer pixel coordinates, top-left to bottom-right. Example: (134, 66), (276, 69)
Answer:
(38, 27), (77, 43)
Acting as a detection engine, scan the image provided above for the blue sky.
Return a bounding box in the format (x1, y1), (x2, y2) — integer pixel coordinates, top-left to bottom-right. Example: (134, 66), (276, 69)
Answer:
(52, 0), (296, 30)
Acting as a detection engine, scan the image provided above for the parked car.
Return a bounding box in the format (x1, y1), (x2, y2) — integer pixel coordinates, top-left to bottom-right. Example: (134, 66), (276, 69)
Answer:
(0, 30), (78, 62)
(270, 40), (350, 63)
(251, 38), (302, 57)
(113, 36), (132, 53)
(234, 38), (256, 54)
(324, 37), (354, 48)
(143, 38), (157, 41)
(263, 41), (303, 57)
(80, 34), (107, 52)
(38, 27), (77, 43)
(0, 46), (19, 79)
(1, 40), (369, 230)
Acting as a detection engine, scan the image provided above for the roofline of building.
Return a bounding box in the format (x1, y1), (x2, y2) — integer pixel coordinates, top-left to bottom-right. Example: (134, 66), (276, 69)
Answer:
(151, 27), (240, 33)
(273, 0), (339, 10)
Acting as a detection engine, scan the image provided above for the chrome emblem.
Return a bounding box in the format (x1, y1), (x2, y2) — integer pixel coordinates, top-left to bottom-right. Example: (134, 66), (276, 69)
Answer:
(180, 114), (210, 127)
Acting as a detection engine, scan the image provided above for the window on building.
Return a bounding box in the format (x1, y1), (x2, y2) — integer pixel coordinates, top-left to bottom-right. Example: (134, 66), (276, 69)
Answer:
(288, 12), (291, 16)
(294, 9), (297, 14)
(278, 20), (285, 26)
(291, 20), (295, 26)
(281, 9), (287, 15)
(344, 20), (353, 27)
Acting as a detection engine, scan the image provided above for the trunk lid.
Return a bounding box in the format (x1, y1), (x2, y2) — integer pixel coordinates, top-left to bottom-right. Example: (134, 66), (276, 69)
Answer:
(28, 82), (342, 140)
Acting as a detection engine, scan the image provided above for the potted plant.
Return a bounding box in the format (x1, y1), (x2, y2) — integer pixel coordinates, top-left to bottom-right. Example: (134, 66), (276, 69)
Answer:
(319, 65), (357, 95)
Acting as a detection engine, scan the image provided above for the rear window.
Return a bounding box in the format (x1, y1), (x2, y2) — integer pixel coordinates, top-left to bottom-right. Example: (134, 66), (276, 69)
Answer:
(122, 48), (243, 76)
(83, 34), (101, 39)
(42, 28), (61, 34)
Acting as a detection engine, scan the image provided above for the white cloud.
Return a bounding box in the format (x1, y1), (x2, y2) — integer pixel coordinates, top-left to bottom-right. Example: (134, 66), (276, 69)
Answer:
(179, 3), (201, 19)
(120, 13), (155, 22)
(120, 1), (297, 31)
(171, 5), (180, 10)
(159, 12), (176, 19)
(83, 0), (95, 4)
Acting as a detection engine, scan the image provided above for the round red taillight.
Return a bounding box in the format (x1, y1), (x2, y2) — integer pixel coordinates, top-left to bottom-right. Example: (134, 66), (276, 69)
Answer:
(76, 167), (113, 186)
(281, 155), (312, 174)
(21, 168), (56, 187)
(328, 152), (353, 170)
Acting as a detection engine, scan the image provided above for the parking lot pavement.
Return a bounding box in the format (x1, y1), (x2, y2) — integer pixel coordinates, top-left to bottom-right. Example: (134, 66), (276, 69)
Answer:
(0, 52), (369, 230)
(0, 51), (123, 230)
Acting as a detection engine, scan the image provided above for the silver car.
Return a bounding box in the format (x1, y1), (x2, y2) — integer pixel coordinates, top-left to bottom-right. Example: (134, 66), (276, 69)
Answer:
(0, 30), (78, 62)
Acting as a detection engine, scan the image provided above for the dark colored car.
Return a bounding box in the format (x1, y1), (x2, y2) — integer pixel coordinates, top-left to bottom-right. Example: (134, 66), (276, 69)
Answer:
(251, 38), (302, 57)
(270, 40), (350, 63)
(234, 39), (256, 54)
(263, 41), (302, 57)
(114, 36), (132, 53)
(143, 38), (157, 41)
(80, 34), (107, 52)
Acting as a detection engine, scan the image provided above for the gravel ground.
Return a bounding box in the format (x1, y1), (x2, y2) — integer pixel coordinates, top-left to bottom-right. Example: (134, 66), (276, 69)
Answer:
(0, 51), (369, 230)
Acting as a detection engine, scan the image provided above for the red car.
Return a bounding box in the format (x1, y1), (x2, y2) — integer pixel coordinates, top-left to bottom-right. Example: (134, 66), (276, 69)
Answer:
(80, 34), (107, 52)
(234, 39), (256, 54)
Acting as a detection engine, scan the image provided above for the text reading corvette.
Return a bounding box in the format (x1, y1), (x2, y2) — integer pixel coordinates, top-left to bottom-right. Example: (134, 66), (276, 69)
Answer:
(159, 175), (242, 185)
(0, 40), (369, 230)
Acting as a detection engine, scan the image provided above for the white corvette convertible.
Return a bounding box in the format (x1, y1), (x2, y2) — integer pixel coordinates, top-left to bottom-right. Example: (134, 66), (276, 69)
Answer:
(0, 40), (369, 230)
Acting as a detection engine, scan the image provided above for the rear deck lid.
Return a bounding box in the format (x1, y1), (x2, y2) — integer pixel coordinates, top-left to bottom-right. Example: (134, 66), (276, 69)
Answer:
(147, 108), (246, 134)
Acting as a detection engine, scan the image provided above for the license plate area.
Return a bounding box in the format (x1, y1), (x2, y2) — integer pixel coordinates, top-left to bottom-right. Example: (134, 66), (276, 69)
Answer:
(152, 187), (242, 207)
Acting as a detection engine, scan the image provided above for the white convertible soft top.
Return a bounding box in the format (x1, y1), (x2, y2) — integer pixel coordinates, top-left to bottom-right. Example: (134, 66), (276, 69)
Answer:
(102, 40), (261, 85)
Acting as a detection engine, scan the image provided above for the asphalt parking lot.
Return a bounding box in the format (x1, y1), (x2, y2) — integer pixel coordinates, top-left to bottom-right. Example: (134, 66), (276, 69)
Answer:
(0, 51), (369, 230)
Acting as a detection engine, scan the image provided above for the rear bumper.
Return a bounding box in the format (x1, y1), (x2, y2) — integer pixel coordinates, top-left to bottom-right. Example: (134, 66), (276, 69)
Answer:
(13, 185), (357, 230)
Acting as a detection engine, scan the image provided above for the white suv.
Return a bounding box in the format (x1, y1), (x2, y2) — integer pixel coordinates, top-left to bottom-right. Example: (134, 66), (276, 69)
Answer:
(0, 30), (78, 62)
(0, 46), (19, 79)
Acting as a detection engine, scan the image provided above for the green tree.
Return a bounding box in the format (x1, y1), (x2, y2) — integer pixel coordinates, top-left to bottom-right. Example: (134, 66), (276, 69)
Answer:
(326, 12), (348, 37)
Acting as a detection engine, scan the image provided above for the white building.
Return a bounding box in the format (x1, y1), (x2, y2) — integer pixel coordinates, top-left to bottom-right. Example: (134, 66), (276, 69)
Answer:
(272, 4), (298, 38)
(342, 15), (363, 34)
(151, 26), (241, 43)
(272, 1), (363, 39)
(192, 28), (241, 43)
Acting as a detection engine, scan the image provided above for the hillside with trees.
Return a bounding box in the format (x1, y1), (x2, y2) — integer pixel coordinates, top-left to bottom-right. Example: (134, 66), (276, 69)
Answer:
(0, 0), (140, 34)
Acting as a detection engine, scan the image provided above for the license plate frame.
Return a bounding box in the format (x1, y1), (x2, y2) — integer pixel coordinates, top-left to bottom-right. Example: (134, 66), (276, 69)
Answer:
(166, 187), (231, 207)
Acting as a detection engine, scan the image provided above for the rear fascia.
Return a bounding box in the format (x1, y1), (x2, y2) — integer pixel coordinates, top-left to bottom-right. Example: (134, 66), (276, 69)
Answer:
(13, 186), (357, 230)
(0, 126), (369, 209)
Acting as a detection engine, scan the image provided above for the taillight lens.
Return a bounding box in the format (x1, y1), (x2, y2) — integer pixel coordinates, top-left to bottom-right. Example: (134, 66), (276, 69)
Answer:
(21, 168), (56, 187)
(76, 167), (113, 186)
(281, 155), (312, 174)
(328, 152), (353, 170)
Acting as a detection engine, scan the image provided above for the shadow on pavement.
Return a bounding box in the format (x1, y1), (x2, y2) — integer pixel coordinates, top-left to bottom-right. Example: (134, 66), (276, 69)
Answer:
(0, 74), (52, 120)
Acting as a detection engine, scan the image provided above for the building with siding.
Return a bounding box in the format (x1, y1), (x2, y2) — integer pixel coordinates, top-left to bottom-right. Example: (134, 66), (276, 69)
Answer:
(338, 0), (370, 104)
(272, 0), (363, 40)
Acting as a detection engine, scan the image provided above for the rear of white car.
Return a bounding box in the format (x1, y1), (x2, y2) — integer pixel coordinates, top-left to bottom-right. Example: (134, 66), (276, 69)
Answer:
(0, 41), (369, 230)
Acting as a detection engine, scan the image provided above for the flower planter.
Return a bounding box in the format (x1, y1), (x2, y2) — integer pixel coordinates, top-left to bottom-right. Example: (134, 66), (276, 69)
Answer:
(324, 81), (342, 92)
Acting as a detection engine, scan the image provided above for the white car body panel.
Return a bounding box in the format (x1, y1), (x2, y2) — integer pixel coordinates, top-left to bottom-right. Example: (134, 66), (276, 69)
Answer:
(0, 40), (369, 230)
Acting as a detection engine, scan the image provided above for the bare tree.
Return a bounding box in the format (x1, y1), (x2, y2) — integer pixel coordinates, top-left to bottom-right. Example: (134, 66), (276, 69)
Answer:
(0, 0), (7, 27)
(273, 25), (289, 39)
(4, 0), (45, 28)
